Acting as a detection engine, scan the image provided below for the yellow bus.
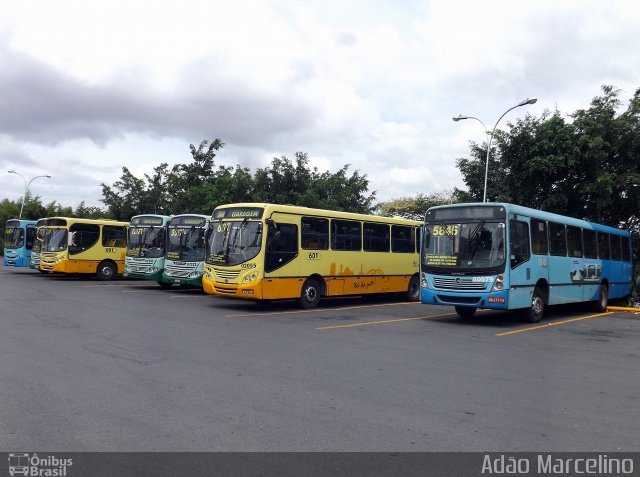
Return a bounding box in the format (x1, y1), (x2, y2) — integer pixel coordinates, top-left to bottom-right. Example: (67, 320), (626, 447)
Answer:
(39, 217), (129, 280)
(202, 203), (421, 308)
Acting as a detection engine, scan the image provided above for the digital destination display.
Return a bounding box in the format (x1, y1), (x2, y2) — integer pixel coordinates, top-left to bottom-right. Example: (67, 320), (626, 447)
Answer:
(425, 206), (506, 221)
(212, 207), (264, 220)
(131, 216), (164, 226)
(170, 216), (207, 227)
(6, 220), (20, 227)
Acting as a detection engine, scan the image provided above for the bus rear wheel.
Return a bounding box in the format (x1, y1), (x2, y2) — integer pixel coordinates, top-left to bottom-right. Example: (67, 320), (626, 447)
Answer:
(299, 278), (322, 309)
(97, 261), (116, 281)
(524, 287), (545, 323)
(594, 284), (608, 312)
(406, 275), (420, 302)
(455, 306), (476, 318)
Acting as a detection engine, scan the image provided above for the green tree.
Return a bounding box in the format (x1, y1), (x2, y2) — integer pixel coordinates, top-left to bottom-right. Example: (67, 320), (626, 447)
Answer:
(375, 191), (454, 220)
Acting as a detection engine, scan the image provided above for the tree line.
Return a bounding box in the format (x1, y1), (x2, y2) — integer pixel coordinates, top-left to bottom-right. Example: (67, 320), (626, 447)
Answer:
(2, 85), (639, 273)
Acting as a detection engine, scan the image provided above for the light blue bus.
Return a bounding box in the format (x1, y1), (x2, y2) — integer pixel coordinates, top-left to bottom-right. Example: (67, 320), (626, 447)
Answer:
(162, 214), (209, 287)
(124, 214), (171, 286)
(3, 219), (37, 267)
(420, 203), (632, 322)
(30, 218), (48, 270)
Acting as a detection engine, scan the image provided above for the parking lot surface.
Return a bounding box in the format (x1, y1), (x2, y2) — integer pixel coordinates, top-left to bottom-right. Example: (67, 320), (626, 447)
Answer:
(1, 265), (639, 451)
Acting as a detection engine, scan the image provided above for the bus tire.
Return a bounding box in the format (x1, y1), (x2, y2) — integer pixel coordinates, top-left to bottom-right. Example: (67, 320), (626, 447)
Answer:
(406, 275), (420, 302)
(525, 287), (545, 323)
(97, 261), (116, 281)
(455, 306), (476, 318)
(594, 283), (608, 312)
(256, 299), (271, 307)
(299, 278), (322, 309)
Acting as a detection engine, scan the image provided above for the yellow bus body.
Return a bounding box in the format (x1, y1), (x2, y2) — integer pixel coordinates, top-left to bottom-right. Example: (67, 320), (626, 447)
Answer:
(39, 217), (129, 280)
(202, 203), (421, 305)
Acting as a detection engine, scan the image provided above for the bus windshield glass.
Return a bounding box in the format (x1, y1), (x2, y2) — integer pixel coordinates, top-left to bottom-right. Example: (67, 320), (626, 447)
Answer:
(423, 221), (506, 270)
(44, 228), (68, 252)
(166, 226), (206, 261)
(4, 227), (24, 248)
(207, 220), (263, 266)
(127, 226), (165, 258)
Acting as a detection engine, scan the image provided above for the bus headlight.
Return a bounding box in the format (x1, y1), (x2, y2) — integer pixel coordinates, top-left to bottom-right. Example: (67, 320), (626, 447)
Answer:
(421, 272), (428, 288)
(243, 273), (258, 284)
(491, 274), (504, 291)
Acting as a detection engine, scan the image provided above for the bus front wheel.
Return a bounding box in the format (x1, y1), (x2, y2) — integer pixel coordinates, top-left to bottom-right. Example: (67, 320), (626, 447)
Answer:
(455, 306), (476, 318)
(299, 278), (322, 309)
(525, 287), (545, 323)
(406, 275), (420, 302)
(97, 261), (116, 281)
(594, 284), (608, 312)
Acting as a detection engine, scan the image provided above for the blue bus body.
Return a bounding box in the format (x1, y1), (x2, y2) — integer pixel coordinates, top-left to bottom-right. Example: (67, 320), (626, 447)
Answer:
(3, 219), (37, 267)
(162, 214), (209, 287)
(124, 214), (171, 284)
(420, 203), (632, 321)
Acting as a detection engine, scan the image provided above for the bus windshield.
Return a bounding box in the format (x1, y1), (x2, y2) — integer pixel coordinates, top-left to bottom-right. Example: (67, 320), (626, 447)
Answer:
(4, 227), (24, 248)
(207, 220), (263, 266)
(44, 228), (68, 252)
(127, 226), (165, 258)
(423, 221), (506, 271)
(167, 226), (206, 261)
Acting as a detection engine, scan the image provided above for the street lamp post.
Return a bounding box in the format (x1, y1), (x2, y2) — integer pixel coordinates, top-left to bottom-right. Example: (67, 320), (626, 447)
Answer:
(453, 97), (537, 203)
(8, 170), (52, 219)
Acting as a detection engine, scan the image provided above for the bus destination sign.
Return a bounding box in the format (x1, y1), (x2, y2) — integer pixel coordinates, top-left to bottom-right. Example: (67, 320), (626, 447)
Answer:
(212, 207), (264, 220)
(171, 216), (207, 227)
(131, 216), (164, 226)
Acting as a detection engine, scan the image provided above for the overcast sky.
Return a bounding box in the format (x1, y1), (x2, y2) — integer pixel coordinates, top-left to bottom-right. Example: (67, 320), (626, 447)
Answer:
(1, 0), (639, 209)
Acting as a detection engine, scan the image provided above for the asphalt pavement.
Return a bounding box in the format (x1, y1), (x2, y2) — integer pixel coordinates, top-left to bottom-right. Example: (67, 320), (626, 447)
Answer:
(1, 265), (639, 451)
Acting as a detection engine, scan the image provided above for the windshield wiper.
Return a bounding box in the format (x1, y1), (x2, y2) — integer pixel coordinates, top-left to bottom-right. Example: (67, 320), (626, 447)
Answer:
(439, 221), (455, 239)
(469, 220), (486, 240)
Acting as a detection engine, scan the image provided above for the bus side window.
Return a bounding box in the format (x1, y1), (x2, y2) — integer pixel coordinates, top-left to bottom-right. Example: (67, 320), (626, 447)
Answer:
(103, 225), (127, 248)
(583, 229), (597, 259)
(597, 232), (610, 260)
(549, 222), (567, 256)
(566, 226), (583, 258)
(621, 237), (631, 262)
(265, 223), (298, 272)
(69, 224), (100, 255)
(531, 219), (548, 255)
(509, 220), (530, 268)
(610, 235), (622, 260)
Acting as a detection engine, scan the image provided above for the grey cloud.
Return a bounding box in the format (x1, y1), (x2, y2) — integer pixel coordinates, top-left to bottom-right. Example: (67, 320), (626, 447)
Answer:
(0, 43), (317, 147)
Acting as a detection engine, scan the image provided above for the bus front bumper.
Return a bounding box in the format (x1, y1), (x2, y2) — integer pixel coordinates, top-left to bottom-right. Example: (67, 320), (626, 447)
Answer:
(202, 276), (263, 299)
(420, 288), (509, 310)
(123, 270), (164, 281)
(3, 255), (26, 267)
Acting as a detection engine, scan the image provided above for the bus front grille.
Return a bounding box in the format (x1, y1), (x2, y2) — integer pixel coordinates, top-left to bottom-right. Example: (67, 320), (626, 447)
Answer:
(214, 284), (238, 295)
(165, 262), (197, 278)
(213, 269), (240, 280)
(433, 277), (488, 291)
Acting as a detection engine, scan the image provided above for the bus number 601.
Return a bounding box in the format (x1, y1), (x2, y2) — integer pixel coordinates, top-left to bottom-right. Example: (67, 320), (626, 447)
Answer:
(308, 252), (319, 260)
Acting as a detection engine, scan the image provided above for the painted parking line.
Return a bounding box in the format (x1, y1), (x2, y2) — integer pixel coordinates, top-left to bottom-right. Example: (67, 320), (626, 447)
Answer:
(225, 301), (420, 318)
(495, 312), (614, 337)
(607, 306), (640, 313)
(315, 311), (458, 330)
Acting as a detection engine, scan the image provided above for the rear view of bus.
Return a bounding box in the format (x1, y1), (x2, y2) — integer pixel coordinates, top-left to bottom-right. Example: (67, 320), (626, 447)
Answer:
(162, 214), (209, 287)
(29, 218), (48, 269)
(3, 219), (37, 267)
(124, 215), (170, 286)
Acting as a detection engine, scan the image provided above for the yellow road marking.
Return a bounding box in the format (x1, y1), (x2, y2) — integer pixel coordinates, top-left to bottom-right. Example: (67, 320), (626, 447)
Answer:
(315, 311), (457, 330)
(495, 312), (614, 337)
(607, 306), (640, 313)
(225, 301), (420, 318)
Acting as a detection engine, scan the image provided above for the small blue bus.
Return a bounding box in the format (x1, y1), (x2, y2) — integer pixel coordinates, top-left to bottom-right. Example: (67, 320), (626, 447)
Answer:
(420, 203), (632, 322)
(3, 219), (37, 267)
